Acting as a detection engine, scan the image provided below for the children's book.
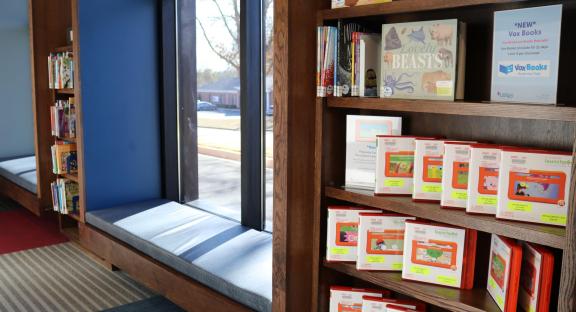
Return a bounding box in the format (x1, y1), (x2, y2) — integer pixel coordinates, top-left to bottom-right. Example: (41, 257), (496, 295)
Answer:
(402, 221), (476, 289)
(467, 144), (501, 215)
(318, 26), (337, 97)
(346, 115), (402, 190)
(496, 147), (572, 226)
(336, 21), (367, 97)
(356, 213), (415, 270)
(518, 242), (554, 312)
(329, 286), (390, 312)
(490, 5), (562, 104)
(487, 234), (522, 312)
(361, 296), (426, 312)
(441, 142), (476, 209)
(327, 206), (381, 262)
(380, 19), (466, 100)
(359, 34), (381, 97)
(412, 138), (445, 201)
(332, 0), (392, 9)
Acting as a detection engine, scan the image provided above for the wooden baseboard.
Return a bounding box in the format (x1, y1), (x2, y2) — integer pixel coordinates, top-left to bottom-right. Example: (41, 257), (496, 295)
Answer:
(78, 223), (251, 312)
(0, 175), (42, 216)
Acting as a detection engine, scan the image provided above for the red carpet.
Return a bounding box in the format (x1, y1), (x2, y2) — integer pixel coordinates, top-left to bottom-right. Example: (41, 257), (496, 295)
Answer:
(0, 209), (68, 255)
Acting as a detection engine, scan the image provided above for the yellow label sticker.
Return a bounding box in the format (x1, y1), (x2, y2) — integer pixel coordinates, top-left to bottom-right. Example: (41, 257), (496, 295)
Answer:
(330, 247), (349, 255)
(529, 307), (536, 312)
(436, 80), (453, 96)
(410, 265), (430, 276)
(451, 190), (468, 200)
(391, 263), (403, 270)
(436, 275), (458, 286)
(477, 195), (497, 206)
(488, 277), (496, 289)
(495, 294), (504, 307)
(384, 179), (405, 187)
(366, 255), (385, 263)
(541, 213), (567, 225)
(507, 201), (532, 212)
(422, 184), (442, 193)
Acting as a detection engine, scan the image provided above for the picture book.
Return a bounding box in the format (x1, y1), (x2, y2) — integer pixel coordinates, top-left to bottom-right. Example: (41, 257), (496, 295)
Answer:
(441, 142), (476, 209)
(346, 115), (402, 190)
(380, 19), (466, 100)
(402, 221), (477, 289)
(496, 147), (572, 226)
(329, 286), (389, 312)
(519, 243), (554, 312)
(327, 206), (380, 262)
(490, 5), (562, 104)
(356, 213), (415, 270)
(51, 142), (78, 174)
(487, 234), (522, 312)
(48, 52), (74, 89)
(361, 297), (426, 312)
(317, 26), (337, 97)
(359, 34), (381, 97)
(51, 178), (80, 215)
(336, 21), (367, 97)
(332, 0), (391, 9)
(467, 144), (501, 215)
(412, 139), (445, 201)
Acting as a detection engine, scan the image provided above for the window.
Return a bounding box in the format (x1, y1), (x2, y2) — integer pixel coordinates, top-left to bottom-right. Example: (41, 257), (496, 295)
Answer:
(167, 0), (273, 231)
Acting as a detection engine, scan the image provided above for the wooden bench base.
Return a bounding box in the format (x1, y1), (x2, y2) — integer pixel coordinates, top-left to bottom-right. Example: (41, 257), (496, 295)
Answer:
(0, 175), (42, 216)
(78, 223), (251, 312)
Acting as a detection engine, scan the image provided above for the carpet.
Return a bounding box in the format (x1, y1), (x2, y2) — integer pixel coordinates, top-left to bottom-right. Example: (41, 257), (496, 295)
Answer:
(0, 242), (155, 312)
(101, 296), (184, 312)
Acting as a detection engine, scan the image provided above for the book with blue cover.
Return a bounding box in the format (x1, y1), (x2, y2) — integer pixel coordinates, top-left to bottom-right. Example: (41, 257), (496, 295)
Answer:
(490, 5), (563, 104)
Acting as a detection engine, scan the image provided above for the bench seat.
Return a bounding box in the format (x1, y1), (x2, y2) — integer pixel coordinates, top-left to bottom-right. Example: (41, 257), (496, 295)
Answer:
(0, 156), (37, 194)
(86, 199), (272, 312)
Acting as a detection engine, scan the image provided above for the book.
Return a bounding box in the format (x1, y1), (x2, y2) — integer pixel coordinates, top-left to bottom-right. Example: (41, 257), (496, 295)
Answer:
(51, 178), (80, 215)
(412, 138), (445, 201)
(336, 21), (367, 97)
(317, 26), (337, 97)
(361, 296), (426, 312)
(380, 19), (466, 100)
(327, 206), (380, 262)
(496, 147), (572, 226)
(346, 115), (402, 190)
(490, 5), (562, 104)
(331, 0), (391, 9)
(50, 98), (77, 139)
(329, 286), (390, 312)
(356, 213), (415, 270)
(519, 242), (554, 312)
(402, 221), (477, 289)
(487, 234), (522, 312)
(48, 52), (74, 89)
(467, 144), (501, 215)
(440, 142), (476, 209)
(359, 34), (381, 97)
(51, 142), (78, 174)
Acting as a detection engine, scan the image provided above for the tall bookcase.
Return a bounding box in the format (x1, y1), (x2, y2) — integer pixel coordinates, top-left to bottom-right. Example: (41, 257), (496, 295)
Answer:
(311, 1), (576, 311)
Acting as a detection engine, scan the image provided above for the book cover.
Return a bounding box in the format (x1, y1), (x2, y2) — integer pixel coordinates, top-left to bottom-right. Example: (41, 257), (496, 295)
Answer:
(519, 242), (554, 312)
(412, 139), (445, 201)
(64, 180), (80, 214)
(336, 21), (367, 97)
(441, 142), (476, 209)
(380, 19), (466, 100)
(490, 5), (562, 104)
(487, 234), (522, 312)
(332, 0), (391, 9)
(467, 144), (501, 215)
(361, 296), (425, 312)
(346, 115), (402, 190)
(327, 207), (380, 262)
(375, 136), (422, 195)
(329, 286), (389, 312)
(359, 34), (381, 97)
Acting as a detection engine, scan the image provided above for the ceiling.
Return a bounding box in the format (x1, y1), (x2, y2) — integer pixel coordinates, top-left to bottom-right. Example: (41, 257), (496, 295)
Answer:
(0, 0), (29, 30)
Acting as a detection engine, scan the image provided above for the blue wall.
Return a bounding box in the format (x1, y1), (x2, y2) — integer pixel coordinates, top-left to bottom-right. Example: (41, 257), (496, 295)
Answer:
(78, 0), (162, 210)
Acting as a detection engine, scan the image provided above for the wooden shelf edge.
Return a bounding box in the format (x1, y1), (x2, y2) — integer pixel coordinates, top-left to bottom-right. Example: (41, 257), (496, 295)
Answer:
(53, 45), (73, 53)
(324, 261), (500, 312)
(326, 97), (576, 122)
(54, 88), (75, 95)
(325, 186), (566, 249)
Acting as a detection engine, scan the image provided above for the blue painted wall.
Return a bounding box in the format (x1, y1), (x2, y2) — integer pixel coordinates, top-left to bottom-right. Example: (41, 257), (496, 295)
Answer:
(77, 0), (162, 210)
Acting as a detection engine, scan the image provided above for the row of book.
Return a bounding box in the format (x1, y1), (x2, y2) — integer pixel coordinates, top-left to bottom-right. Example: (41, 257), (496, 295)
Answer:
(48, 52), (74, 89)
(326, 208), (554, 311)
(50, 98), (76, 139)
(51, 141), (78, 175)
(318, 5), (562, 105)
(51, 178), (79, 215)
(330, 287), (425, 312)
(346, 115), (572, 227)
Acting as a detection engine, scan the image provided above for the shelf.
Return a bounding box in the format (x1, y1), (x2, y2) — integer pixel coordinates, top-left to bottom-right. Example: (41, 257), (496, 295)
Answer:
(324, 261), (500, 312)
(53, 45), (73, 53)
(61, 226), (79, 242)
(54, 88), (75, 95)
(56, 136), (76, 143)
(325, 186), (566, 249)
(326, 97), (576, 122)
(59, 173), (79, 183)
(320, 0), (530, 20)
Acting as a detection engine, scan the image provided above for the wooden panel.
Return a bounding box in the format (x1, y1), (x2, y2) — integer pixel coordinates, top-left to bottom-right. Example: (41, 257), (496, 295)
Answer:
(0, 175), (41, 215)
(79, 224), (250, 312)
(559, 146), (576, 310)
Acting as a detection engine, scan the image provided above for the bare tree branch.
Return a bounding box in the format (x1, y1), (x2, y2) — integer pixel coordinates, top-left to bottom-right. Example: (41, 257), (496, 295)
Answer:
(210, 0), (238, 42)
(197, 17), (240, 72)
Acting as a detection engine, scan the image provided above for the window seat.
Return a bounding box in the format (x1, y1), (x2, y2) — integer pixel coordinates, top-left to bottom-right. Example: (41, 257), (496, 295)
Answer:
(85, 199), (272, 312)
(0, 156), (37, 194)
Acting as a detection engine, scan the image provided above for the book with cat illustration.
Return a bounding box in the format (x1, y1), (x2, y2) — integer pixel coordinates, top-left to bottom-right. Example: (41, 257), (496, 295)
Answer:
(380, 19), (466, 101)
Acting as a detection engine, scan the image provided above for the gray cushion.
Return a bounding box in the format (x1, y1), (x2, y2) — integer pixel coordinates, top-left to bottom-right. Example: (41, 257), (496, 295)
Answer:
(0, 155), (37, 194)
(86, 200), (272, 312)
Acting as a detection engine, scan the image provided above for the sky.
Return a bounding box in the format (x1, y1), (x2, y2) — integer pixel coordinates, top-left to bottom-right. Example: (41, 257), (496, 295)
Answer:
(195, 0), (236, 72)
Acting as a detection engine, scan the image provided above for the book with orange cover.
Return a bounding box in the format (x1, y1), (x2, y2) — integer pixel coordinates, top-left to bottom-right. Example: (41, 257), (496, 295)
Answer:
(413, 139), (445, 201)
(441, 141), (476, 209)
(402, 220), (477, 289)
(487, 234), (522, 312)
(361, 296), (426, 311)
(329, 286), (390, 312)
(467, 144), (501, 215)
(518, 243), (554, 312)
(327, 206), (381, 262)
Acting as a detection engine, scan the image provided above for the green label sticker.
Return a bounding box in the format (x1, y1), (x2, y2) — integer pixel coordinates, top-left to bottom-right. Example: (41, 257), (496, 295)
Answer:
(541, 213), (567, 225)
(366, 255), (385, 263)
(391, 263), (403, 270)
(410, 265), (430, 276)
(507, 201), (532, 212)
(422, 184), (442, 193)
(495, 294), (504, 307)
(384, 179), (405, 187)
(451, 190), (468, 200)
(488, 277), (496, 289)
(436, 275), (458, 286)
(477, 195), (497, 206)
(529, 307), (536, 312)
(330, 247), (349, 255)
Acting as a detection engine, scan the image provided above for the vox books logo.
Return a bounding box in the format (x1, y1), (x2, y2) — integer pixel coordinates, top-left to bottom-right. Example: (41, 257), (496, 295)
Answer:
(497, 60), (550, 78)
(499, 64), (514, 75)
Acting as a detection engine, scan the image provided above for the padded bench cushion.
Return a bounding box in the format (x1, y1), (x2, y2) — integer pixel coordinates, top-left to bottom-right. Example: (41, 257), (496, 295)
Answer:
(0, 156), (37, 194)
(86, 200), (272, 312)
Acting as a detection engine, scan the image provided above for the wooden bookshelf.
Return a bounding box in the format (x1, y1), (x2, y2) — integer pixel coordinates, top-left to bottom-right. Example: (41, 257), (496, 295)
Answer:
(61, 173), (79, 183)
(55, 88), (74, 95)
(54, 45), (73, 53)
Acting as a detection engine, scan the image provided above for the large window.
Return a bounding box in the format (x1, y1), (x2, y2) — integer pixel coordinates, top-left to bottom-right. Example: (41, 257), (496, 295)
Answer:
(173, 0), (273, 231)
